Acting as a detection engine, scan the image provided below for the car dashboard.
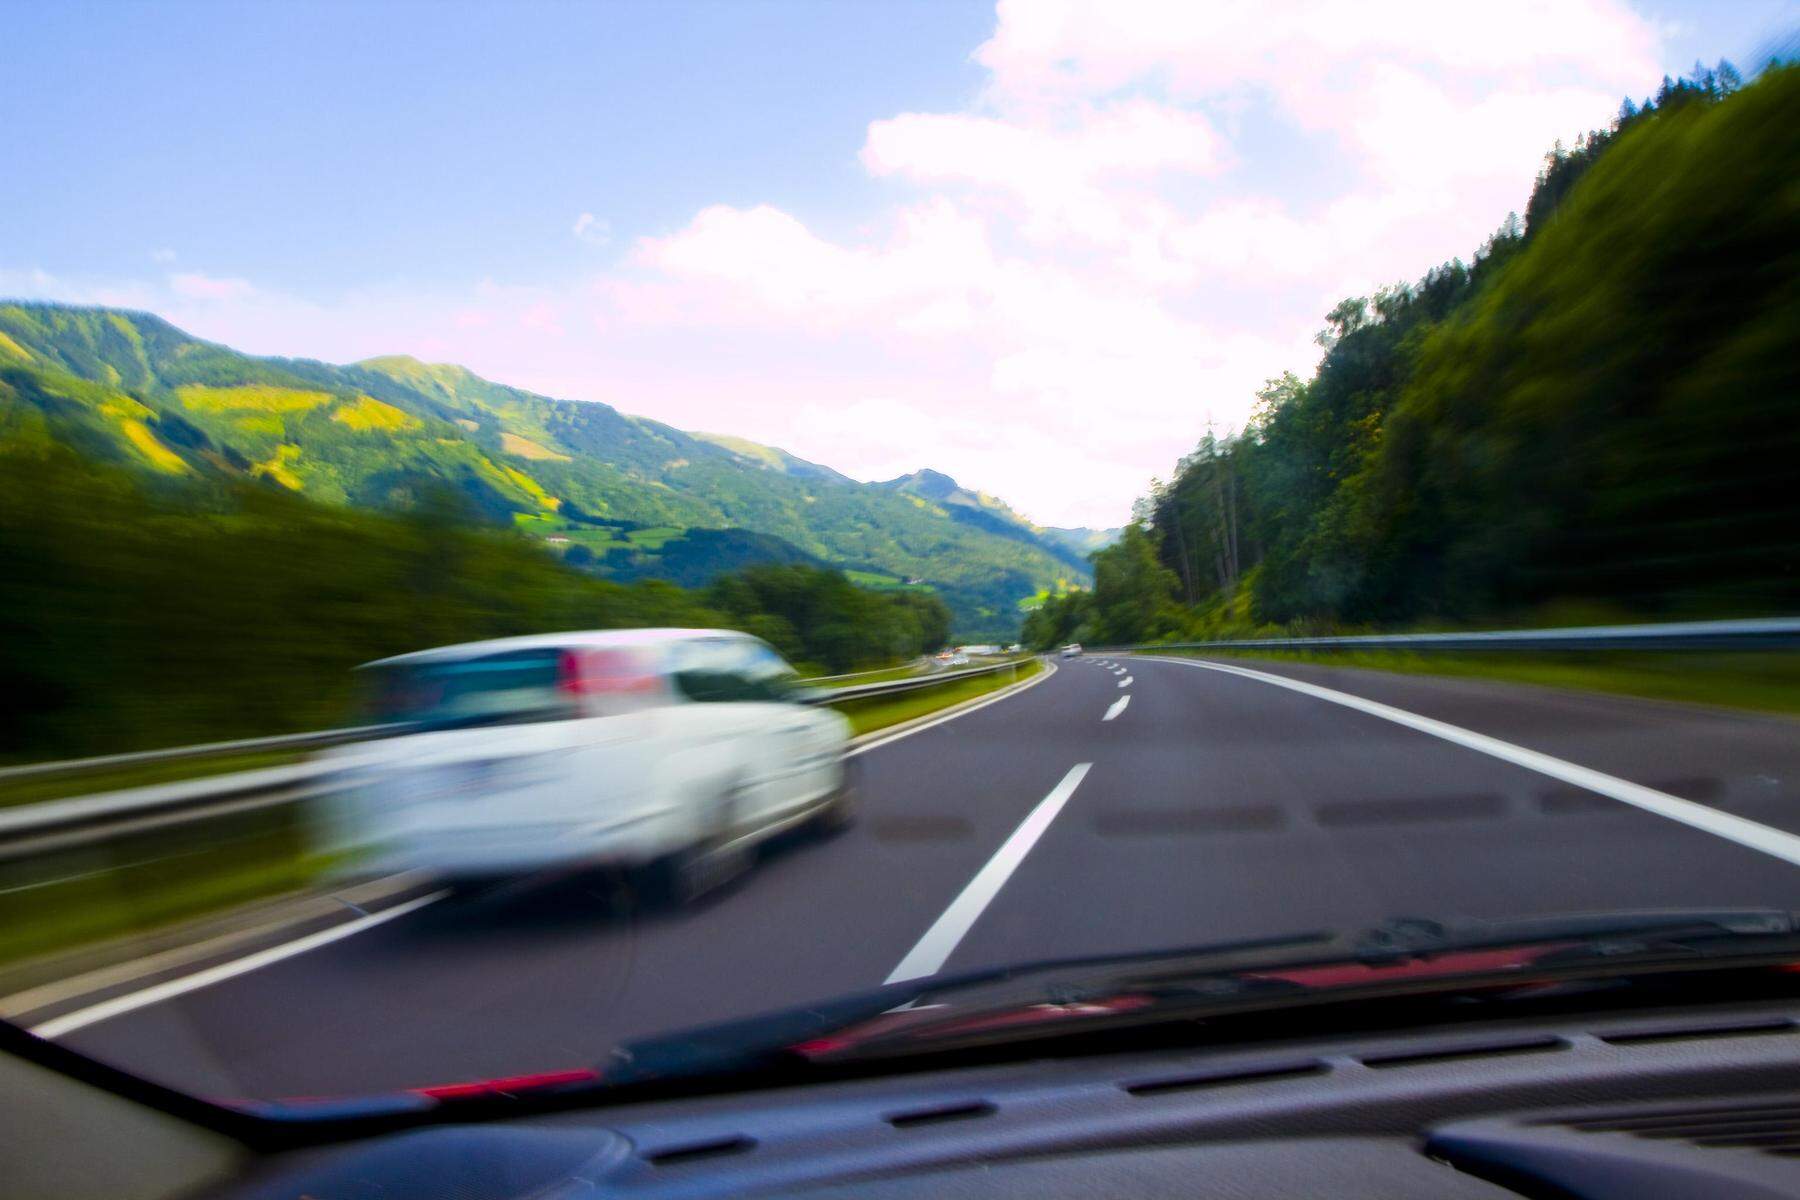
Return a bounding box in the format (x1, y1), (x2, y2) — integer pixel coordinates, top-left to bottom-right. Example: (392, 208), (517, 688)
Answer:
(188, 998), (1800, 1199)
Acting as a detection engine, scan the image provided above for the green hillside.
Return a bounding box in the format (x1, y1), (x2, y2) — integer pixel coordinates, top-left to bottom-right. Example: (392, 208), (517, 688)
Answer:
(877, 468), (1105, 576)
(1026, 61), (1800, 649)
(0, 306), (1085, 636)
(1041, 525), (1121, 558)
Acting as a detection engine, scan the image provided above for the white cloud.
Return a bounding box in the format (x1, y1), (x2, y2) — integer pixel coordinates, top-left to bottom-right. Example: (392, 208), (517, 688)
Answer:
(6, 1), (1669, 528)
(973, 0), (1657, 112)
(863, 101), (1225, 190)
(168, 272), (255, 301)
(606, 0), (1662, 527)
(150, 248), (178, 264)
(572, 212), (611, 246)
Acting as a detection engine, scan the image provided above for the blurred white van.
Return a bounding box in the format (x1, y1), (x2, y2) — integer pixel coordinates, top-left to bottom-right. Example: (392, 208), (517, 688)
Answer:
(318, 629), (854, 902)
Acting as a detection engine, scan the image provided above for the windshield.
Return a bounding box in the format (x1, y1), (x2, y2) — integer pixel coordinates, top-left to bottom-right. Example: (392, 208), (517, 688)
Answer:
(369, 651), (575, 729)
(2, 0), (1799, 1111)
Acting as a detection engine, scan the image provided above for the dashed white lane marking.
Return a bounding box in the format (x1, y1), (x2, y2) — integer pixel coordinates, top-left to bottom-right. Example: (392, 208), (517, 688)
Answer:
(1144, 655), (1800, 870)
(1118, 677), (1132, 688)
(1104, 695), (1131, 721)
(885, 763), (1093, 984)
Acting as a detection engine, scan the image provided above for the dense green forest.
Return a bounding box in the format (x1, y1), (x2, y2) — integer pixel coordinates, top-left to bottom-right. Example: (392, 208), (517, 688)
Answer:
(0, 446), (952, 759)
(1026, 61), (1799, 650)
(0, 308), (1091, 637)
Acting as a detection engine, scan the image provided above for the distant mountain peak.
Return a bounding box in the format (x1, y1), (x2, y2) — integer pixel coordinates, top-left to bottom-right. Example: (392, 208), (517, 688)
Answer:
(878, 467), (969, 503)
(0, 301), (1088, 637)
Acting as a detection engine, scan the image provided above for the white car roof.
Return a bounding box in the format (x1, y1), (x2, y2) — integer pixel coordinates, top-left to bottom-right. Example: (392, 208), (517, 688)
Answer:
(362, 628), (748, 669)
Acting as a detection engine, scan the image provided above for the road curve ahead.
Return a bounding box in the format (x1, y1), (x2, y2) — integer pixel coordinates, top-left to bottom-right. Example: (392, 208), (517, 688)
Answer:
(45, 653), (1800, 1098)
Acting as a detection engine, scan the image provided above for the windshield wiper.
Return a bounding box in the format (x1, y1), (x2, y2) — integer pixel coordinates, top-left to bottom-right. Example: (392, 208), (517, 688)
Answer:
(603, 928), (1336, 1085)
(1348, 909), (1797, 960)
(606, 908), (1799, 1085)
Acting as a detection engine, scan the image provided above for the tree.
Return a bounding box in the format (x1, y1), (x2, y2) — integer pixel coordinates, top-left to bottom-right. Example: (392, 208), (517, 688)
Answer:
(1128, 63), (1799, 635)
(1089, 524), (1180, 644)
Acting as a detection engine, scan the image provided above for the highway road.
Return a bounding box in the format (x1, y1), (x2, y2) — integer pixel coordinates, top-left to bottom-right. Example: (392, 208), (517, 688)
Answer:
(30, 653), (1800, 1100)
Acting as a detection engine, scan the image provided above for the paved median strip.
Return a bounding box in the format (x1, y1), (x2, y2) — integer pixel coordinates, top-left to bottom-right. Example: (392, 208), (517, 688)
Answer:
(885, 762), (1093, 985)
(1144, 656), (1800, 870)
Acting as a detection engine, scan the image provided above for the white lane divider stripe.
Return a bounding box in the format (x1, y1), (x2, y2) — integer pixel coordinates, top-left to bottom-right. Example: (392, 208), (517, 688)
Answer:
(1147, 656), (1800, 869)
(1104, 695), (1131, 721)
(32, 892), (448, 1039)
(885, 763), (1092, 985)
(1118, 677), (1132, 688)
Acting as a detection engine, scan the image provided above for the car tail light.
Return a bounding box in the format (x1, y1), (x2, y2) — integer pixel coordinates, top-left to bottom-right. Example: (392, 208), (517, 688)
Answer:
(558, 648), (660, 697)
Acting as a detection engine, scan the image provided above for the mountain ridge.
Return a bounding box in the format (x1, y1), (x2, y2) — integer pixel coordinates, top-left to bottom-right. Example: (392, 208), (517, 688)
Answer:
(0, 302), (1091, 636)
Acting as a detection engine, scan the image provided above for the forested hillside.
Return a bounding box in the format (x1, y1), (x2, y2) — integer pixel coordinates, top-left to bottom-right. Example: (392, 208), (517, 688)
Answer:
(0, 309), (1084, 636)
(0, 447), (953, 758)
(1027, 61), (1798, 649)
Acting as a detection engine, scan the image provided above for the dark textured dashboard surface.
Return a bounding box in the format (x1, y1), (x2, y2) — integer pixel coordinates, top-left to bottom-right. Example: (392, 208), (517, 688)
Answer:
(202, 1004), (1800, 1199)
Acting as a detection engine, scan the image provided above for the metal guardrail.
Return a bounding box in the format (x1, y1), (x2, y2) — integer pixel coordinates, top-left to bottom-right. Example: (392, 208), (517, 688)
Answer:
(1107, 617), (1800, 656)
(0, 724), (402, 785)
(805, 658), (1025, 703)
(0, 659), (1037, 855)
(794, 658), (930, 685)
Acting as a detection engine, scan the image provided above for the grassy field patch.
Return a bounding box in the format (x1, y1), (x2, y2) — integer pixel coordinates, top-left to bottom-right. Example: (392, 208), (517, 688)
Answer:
(624, 525), (682, 550)
(120, 419), (188, 473)
(253, 443), (303, 489)
(500, 432), (571, 461)
(177, 384), (332, 414)
(1148, 647), (1800, 716)
(331, 395), (418, 432)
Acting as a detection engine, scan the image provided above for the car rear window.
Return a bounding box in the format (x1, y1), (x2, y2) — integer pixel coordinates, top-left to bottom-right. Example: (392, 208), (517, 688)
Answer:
(368, 649), (577, 729)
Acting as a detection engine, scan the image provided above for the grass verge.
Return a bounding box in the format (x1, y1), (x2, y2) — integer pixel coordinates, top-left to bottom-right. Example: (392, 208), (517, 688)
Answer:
(833, 658), (1043, 736)
(1147, 647), (1800, 716)
(0, 805), (327, 971)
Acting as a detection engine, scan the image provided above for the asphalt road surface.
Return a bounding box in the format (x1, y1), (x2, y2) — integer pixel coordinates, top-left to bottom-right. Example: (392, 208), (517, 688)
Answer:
(45, 654), (1800, 1099)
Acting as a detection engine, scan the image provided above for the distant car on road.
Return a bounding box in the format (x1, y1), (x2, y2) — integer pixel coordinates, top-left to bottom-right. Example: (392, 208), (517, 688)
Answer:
(1061, 643), (1083, 658)
(321, 629), (854, 903)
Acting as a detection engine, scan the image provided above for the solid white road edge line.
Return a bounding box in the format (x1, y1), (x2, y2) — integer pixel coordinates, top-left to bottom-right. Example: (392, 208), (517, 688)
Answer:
(32, 891), (449, 1039)
(1104, 695), (1131, 721)
(885, 763), (1093, 985)
(847, 659), (1057, 758)
(1145, 655), (1800, 869)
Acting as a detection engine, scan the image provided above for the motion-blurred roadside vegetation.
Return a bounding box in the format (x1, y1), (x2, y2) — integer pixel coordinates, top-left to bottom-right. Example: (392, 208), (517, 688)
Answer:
(0, 448), (952, 760)
(1027, 60), (1800, 652)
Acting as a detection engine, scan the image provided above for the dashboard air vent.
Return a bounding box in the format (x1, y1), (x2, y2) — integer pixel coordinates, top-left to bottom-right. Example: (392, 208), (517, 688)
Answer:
(1560, 1101), (1800, 1155)
(1122, 1060), (1328, 1096)
(886, 1100), (997, 1127)
(642, 1135), (756, 1166)
(1599, 1018), (1796, 1045)
(1359, 1036), (1568, 1069)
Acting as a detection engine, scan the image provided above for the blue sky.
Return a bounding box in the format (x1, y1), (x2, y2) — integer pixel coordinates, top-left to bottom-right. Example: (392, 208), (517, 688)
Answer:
(6, 0), (1796, 526)
(8, 1), (995, 288)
